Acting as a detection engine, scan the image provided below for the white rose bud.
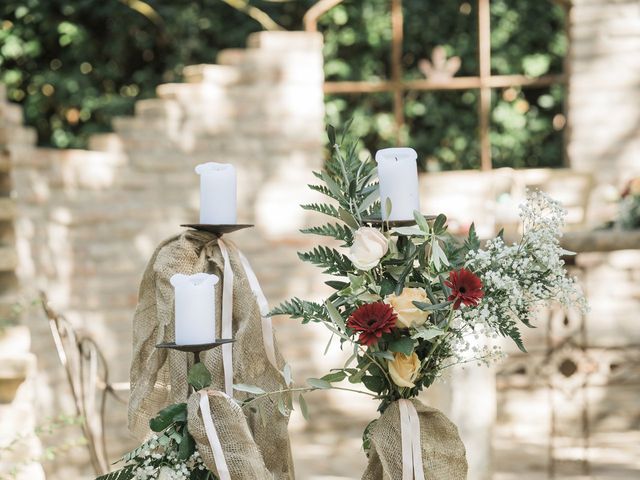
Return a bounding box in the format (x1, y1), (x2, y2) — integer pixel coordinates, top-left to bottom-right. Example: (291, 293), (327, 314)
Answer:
(348, 227), (389, 271)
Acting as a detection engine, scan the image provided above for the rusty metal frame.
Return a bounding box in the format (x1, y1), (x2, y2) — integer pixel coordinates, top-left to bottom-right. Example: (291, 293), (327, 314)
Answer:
(305, 0), (568, 170)
(40, 291), (129, 476)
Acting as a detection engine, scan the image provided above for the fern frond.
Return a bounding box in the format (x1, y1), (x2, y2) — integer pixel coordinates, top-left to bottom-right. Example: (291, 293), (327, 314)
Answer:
(300, 223), (353, 243)
(301, 202), (341, 220)
(96, 465), (136, 480)
(298, 246), (353, 275)
(308, 184), (342, 202)
(270, 298), (328, 323)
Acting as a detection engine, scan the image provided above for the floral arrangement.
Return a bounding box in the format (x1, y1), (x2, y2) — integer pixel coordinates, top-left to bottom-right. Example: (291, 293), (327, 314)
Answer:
(98, 364), (217, 480)
(617, 177), (640, 230)
(272, 126), (588, 418)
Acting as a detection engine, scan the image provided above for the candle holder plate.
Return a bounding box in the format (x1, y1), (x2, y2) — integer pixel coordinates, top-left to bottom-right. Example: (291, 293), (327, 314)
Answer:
(362, 214), (438, 227)
(181, 224), (253, 236)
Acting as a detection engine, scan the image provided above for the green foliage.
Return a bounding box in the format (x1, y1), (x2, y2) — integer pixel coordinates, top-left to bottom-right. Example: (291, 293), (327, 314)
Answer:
(298, 245), (353, 275)
(187, 363), (212, 391)
(270, 298), (327, 324)
(300, 222), (353, 244)
(2, 1), (566, 170)
(149, 403), (187, 432)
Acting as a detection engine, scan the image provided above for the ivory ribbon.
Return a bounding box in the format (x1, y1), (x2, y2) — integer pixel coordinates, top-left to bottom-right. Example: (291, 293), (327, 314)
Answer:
(237, 251), (279, 373)
(198, 391), (231, 480)
(398, 399), (425, 480)
(217, 239), (234, 397)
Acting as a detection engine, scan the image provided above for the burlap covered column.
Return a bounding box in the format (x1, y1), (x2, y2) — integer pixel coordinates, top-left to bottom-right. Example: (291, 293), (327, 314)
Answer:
(362, 399), (468, 480)
(129, 230), (294, 479)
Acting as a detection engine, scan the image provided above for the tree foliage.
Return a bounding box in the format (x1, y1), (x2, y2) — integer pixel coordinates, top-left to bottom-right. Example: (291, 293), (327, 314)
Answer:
(1, 0), (566, 169)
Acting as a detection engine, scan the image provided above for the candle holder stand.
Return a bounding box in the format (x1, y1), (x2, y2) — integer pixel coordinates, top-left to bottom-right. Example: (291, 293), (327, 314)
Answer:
(180, 224), (253, 237)
(156, 339), (235, 364)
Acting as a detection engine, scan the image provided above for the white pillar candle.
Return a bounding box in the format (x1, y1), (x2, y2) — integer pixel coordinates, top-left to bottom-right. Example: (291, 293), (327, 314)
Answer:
(375, 147), (420, 221)
(195, 162), (237, 224)
(170, 273), (219, 345)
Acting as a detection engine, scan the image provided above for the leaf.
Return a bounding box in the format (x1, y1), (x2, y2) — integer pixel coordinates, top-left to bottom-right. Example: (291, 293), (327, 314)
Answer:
(412, 300), (452, 311)
(187, 363), (212, 391)
(270, 298), (327, 323)
(96, 465), (136, 480)
(233, 384), (266, 395)
(323, 333), (333, 355)
(388, 337), (414, 355)
(283, 363), (293, 386)
(301, 202), (341, 220)
(358, 189), (380, 213)
(414, 210), (430, 233)
(362, 375), (385, 393)
(321, 370), (347, 383)
(464, 222), (480, 251)
(411, 327), (445, 340)
(385, 197), (393, 219)
(339, 207), (359, 228)
(348, 365), (369, 383)
(327, 124), (336, 146)
(298, 394), (309, 421)
(325, 300), (346, 330)
(178, 431), (195, 460)
(322, 171), (345, 201)
(300, 223), (353, 243)
(149, 403), (187, 432)
(371, 350), (395, 361)
(392, 226), (426, 236)
(298, 246), (353, 275)
(307, 378), (332, 389)
(433, 213), (448, 233)
(277, 396), (287, 416)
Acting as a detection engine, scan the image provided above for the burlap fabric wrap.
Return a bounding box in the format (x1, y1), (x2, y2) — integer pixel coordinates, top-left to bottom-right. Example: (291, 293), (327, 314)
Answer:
(362, 399), (468, 480)
(128, 230), (293, 479)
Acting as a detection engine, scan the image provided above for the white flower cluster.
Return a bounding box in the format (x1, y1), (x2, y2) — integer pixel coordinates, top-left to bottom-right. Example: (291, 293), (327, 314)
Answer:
(459, 190), (587, 355)
(130, 434), (207, 480)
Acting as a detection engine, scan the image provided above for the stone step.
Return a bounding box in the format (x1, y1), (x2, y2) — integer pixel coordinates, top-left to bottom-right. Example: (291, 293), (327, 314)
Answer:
(0, 102), (24, 126)
(0, 246), (17, 271)
(134, 98), (183, 120)
(0, 125), (36, 147)
(183, 64), (240, 86)
(88, 133), (124, 153)
(246, 31), (323, 51)
(216, 48), (247, 66)
(0, 198), (14, 221)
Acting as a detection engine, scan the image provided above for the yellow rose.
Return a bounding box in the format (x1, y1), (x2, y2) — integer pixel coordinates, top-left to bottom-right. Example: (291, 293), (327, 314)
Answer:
(348, 227), (389, 271)
(385, 287), (430, 328)
(388, 352), (420, 388)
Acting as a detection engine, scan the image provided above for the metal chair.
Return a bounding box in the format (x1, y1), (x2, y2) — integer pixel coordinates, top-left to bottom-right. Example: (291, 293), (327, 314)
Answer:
(40, 291), (129, 476)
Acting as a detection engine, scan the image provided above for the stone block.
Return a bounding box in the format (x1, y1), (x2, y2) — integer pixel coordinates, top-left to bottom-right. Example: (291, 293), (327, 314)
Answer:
(88, 133), (125, 153)
(247, 31), (323, 51)
(0, 198), (14, 221)
(182, 64), (240, 86)
(134, 98), (183, 120)
(0, 246), (17, 272)
(0, 101), (23, 126)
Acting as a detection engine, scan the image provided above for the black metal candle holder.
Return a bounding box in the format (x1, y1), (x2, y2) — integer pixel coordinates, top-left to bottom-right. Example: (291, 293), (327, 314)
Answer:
(180, 224), (254, 237)
(156, 339), (235, 364)
(362, 214), (437, 227)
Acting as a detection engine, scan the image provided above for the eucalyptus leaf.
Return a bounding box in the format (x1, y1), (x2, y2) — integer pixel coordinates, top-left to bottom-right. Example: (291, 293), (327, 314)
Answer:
(414, 210), (430, 233)
(277, 396), (287, 416)
(339, 207), (359, 228)
(412, 327), (445, 340)
(413, 300), (452, 311)
(307, 377), (332, 389)
(233, 383), (266, 395)
(187, 363), (212, 391)
(392, 226), (425, 236)
(325, 300), (346, 330)
(372, 350), (395, 361)
(388, 337), (414, 356)
(385, 198), (393, 219)
(283, 363), (293, 386)
(298, 394), (309, 421)
(358, 188), (380, 213)
(321, 370), (348, 383)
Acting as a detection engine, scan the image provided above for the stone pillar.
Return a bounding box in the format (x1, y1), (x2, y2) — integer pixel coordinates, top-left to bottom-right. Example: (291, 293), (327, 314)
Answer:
(567, 0), (640, 181)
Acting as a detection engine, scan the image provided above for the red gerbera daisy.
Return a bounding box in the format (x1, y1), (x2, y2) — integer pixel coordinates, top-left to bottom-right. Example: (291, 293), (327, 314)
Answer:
(346, 302), (397, 346)
(445, 268), (484, 309)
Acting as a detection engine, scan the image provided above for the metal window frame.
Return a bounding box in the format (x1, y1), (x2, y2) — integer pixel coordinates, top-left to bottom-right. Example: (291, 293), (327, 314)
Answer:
(305, 0), (568, 171)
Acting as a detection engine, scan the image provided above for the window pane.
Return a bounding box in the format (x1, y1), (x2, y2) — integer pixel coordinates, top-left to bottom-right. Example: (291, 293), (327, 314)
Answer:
(320, 2), (392, 82)
(325, 93), (396, 155)
(406, 90), (480, 171)
(490, 84), (566, 168)
(490, 0), (567, 76)
(403, 1), (478, 79)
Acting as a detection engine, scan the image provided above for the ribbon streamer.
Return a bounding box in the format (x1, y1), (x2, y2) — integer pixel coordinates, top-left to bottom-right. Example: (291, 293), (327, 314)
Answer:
(199, 391), (231, 480)
(398, 399), (425, 480)
(217, 239), (234, 397)
(237, 251), (279, 373)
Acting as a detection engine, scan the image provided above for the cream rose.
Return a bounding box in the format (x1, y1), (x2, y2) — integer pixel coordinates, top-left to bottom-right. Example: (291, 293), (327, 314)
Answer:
(348, 227), (389, 271)
(385, 287), (430, 328)
(388, 352), (420, 388)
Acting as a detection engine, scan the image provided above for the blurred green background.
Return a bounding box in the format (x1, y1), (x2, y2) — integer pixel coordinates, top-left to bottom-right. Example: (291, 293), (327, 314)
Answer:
(0, 0), (567, 170)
